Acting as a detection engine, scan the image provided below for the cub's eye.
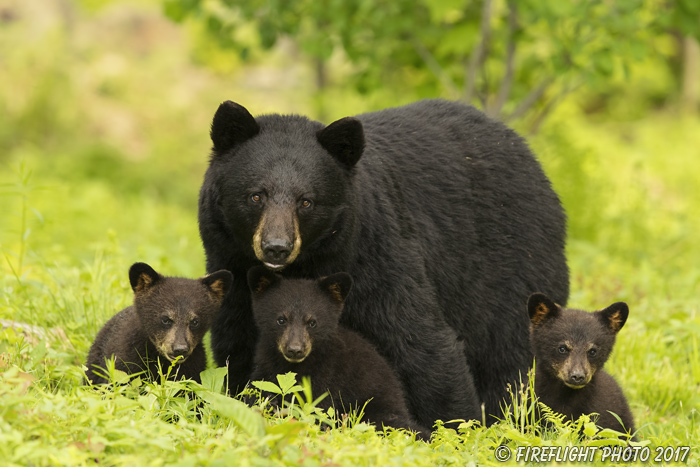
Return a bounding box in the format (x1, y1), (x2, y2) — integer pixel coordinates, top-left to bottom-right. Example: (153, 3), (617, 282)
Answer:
(251, 193), (262, 203)
(300, 199), (313, 209)
(161, 317), (173, 326)
(558, 345), (568, 354)
(190, 319), (200, 329)
(308, 319), (317, 328)
(588, 348), (597, 357)
(277, 317), (286, 325)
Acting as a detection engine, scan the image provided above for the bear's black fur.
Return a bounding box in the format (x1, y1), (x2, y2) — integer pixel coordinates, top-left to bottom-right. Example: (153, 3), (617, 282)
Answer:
(247, 266), (428, 439)
(528, 293), (635, 436)
(85, 263), (232, 385)
(199, 99), (569, 426)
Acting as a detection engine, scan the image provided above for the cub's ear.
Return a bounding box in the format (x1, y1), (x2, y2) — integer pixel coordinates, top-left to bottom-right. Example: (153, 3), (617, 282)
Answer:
(597, 302), (629, 333)
(527, 293), (561, 326)
(210, 101), (260, 153)
(202, 270), (233, 301)
(318, 272), (353, 306)
(129, 262), (161, 294)
(316, 117), (365, 169)
(247, 266), (280, 296)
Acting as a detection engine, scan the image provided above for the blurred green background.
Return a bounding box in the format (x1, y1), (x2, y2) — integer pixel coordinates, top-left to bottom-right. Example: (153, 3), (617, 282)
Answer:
(1, 0), (699, 456)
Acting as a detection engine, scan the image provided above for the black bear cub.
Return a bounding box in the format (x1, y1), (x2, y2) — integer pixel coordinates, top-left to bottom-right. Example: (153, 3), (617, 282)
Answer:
(85, 263), (232, 385)
(528, 293), (635, 436)
(247, 266), (428, 439)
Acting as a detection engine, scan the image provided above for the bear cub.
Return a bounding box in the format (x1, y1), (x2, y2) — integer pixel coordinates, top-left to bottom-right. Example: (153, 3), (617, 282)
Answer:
(528, 293), (635, 436)
(247, 266), (428, 439)
(85, 262), (232, 385)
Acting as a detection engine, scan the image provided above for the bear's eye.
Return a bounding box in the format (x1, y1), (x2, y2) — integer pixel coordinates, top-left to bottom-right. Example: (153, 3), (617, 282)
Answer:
(250, 193), (263, 203)
(587, 348), (597, 358)
(300, 199), (313, 209)
(190, 319), (200, 329)
(161, 317), (173, 327)
(277, 317), (286, 325)
(558, 345), (568, 354)
(308, 319), (317, 328)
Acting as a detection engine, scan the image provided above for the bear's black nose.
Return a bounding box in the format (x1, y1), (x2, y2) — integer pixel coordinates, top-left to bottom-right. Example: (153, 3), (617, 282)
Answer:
(284, 343), (305, 361)
(170, 346), (189, 360)
(569, 372), (585, 385)
(262, 238), (292, 263)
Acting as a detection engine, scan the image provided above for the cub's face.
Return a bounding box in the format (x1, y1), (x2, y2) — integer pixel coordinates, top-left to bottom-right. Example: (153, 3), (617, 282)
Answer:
(129, 263), (232, 363)
(247, 266), (353, 363)
(205, 102), (365, 271)
(528, 293), (628, 389)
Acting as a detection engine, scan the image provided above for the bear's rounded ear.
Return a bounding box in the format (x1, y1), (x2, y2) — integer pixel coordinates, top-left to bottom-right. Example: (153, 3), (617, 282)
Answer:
(318, 272), (353, 306)
(527, 292), (560, 326)
(597, 302), (629, 333)
(210, 101), (260, 154)
(129, 262), (161, 294)
(247, 265), (280, 296)
(316, 117), (365, 169)
(202, 270), (233, 302)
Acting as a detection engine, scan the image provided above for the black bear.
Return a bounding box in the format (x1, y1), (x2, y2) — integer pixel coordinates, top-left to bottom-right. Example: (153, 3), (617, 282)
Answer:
(528, 293), (635, 436)
(198, 99), (569, 427)
(247, 266), (428, 438)
(85, 262), (232, 385)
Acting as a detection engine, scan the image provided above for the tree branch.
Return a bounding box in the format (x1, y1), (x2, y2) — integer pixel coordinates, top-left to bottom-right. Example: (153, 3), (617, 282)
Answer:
(489, 0), (518, 118)
(411, 38), (461, 99)
(464, 0), (493, 104)
(506, 77), (553, 122)
(528, 81), (583, 134)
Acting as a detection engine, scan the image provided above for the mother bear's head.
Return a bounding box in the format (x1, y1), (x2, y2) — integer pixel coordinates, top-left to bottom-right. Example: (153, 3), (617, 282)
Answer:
(201, 101), (365, 270)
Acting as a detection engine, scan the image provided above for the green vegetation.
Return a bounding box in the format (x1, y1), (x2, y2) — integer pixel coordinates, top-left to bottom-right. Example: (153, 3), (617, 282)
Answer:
(1, 0), (698, 465)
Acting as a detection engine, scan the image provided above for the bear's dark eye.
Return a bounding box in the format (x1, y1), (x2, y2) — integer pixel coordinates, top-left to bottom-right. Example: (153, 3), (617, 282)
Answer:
(161, 317), (173, 327)
(308, 319), (317, 328)
(558, 345), (568, 354)
(588, 348), (597, 358)
(250, 193), (262, 203)
(300, 199), (313, 209)
(190, 319), (200, 329)
(277, 317), (286, 325)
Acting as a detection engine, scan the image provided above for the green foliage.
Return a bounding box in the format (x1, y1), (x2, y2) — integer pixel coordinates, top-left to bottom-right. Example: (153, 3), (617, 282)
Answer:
(164, 0), (700, 125)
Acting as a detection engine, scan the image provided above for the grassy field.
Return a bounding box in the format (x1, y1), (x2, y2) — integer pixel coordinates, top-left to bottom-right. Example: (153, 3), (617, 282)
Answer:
(1, 2), (699, 465)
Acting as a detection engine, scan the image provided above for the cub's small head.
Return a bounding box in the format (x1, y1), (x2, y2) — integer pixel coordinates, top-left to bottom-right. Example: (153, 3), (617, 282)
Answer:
(528, 293), (628, 389)
(129, 262), (233, 363)
(247, 266), (353, 363)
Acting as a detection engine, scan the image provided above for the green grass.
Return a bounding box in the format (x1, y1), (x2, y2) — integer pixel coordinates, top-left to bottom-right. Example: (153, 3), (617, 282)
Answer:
(2, 1), (699, 465)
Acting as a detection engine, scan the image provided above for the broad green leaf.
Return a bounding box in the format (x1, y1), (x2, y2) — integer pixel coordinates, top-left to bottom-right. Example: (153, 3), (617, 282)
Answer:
(276, 372), (301, 394)
(196, 390), (266, 438)
(199, 366), (228, 394)
(252, 380), (283, 394)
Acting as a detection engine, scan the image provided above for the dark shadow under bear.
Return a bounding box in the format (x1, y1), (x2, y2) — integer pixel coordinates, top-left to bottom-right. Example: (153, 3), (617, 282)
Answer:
(528, 293), (635, 436)
(199, 99), (569, 427)
(85, 263), (232, 385)
(248, 266), (428, 439)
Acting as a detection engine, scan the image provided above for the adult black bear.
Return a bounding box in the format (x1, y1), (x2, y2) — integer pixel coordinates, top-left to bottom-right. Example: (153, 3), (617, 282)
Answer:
(85, 263), (232, 385)
(528, 293), (635, 436)
(198, 99), (569, 427)
(247, 266), (428, 439)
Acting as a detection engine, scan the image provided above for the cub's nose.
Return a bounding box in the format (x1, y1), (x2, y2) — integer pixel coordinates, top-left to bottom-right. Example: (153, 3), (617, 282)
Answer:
(569, 372), (586, 386)
(169, 346), (190, 361)
(284, 343), (306, 361)
(262, 238), (292, 263)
